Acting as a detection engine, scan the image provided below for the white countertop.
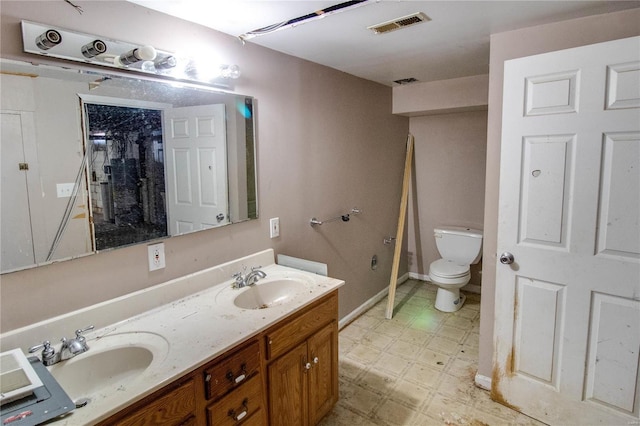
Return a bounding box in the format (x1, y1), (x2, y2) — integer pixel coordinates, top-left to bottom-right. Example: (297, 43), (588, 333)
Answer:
(0, 250), (344, 425)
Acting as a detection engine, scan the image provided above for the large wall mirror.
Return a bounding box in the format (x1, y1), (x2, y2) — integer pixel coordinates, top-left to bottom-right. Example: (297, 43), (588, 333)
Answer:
(0, 59), (258, 273)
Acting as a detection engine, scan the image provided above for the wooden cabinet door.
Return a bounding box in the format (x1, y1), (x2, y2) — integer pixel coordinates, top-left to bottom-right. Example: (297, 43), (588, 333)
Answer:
(308, 322), (338, 425)
(268, 341), (308, 426)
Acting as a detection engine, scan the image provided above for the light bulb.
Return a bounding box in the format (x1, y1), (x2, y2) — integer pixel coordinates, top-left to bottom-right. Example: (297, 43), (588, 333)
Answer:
(154, 55), (177, 70)
(220, 64), (241, 79)
(141, 61), (156, 73)
(116, 45), (157, 66)
(81, 40), (107, 58)
(35, 29), (62, 50)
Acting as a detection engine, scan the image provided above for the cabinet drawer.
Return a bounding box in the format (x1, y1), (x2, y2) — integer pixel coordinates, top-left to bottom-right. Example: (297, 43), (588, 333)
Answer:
(205, 340), (261, 401)
(265, 292), (337, 360)
(116, 379), (196, 426)
(206, 374), (263, 426)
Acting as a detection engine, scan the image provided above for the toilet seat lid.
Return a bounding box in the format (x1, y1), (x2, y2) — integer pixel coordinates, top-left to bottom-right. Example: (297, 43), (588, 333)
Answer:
(429, 259), (469, 278)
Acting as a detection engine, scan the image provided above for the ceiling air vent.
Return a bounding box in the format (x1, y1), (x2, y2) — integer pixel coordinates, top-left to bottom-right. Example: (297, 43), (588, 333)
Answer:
(368, 12), (430, 35)
(394, 78), (418, 85)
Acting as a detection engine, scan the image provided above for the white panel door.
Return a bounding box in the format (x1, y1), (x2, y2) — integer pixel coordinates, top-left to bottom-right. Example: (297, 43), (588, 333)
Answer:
(1, 112), (36, 271)
(1, 111), (48, 271)
(164, 104), (228, 236)
(495, 36), (640, 425)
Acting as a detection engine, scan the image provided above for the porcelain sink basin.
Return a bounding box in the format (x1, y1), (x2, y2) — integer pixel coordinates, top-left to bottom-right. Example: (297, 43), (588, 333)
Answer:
(233, 279), (306, 309)
(48, 331), (169, 401)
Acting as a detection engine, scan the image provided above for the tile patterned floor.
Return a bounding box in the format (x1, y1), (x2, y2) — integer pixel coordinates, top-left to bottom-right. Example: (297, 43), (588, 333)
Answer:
(319, 280), (546, 426)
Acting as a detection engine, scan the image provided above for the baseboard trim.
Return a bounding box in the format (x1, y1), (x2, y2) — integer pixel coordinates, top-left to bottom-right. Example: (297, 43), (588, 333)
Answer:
(339, 273), (410, 330)
(474, 373), (492, 391)
(397, 272), (410, 284)
(464, 284), (481, 294)
(409, 272), (430, 282)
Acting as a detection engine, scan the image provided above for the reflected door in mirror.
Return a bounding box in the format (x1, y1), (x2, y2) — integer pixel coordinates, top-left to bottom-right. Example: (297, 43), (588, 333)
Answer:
(1, 112), (39, 271)
(164, 104), (229, 235)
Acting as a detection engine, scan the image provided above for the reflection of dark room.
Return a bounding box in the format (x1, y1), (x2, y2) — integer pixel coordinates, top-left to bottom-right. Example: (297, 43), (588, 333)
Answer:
(85, 104), (167, 250)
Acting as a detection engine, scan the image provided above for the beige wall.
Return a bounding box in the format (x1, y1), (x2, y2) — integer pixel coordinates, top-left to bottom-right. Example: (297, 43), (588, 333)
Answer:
(478, 8), (640, 379)
(393, 74), (489, 117)
(0, 1), (409, 331)
(407, 111), (487, 285)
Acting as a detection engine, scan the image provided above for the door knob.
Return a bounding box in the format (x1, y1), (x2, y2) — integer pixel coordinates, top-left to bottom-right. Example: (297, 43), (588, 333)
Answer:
(499, 252), (515, 264)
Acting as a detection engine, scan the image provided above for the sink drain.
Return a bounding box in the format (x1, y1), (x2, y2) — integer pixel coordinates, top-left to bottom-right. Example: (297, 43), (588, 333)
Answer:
(74, 398), (91, 408)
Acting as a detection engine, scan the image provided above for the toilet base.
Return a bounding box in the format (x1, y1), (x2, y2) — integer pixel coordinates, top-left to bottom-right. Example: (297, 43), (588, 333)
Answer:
(435, 287), (466, 312)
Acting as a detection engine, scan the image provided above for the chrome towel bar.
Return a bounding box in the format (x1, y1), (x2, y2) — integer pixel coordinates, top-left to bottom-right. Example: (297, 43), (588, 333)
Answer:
(310, 208), (361, 226)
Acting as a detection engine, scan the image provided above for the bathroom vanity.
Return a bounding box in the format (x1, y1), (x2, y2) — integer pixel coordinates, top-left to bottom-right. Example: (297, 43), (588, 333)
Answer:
(99, 292), (338, 426)
(0, 250), (343, 425)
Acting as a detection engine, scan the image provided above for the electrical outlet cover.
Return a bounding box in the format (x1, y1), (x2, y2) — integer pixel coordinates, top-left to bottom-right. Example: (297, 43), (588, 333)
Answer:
(56, 183), (75, 198)
(148, 243), (165, 271)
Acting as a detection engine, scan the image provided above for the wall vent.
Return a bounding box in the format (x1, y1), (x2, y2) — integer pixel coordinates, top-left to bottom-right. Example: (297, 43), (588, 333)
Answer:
(368, 12), (430, 34)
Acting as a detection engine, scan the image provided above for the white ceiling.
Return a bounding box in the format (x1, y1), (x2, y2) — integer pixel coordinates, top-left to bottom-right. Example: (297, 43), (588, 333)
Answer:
(130, 0), (639, 86)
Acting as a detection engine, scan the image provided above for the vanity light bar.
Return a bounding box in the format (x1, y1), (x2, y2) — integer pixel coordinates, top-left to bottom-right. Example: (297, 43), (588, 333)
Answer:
(20, 21), (240, 85)
(22, 21), (173, 74)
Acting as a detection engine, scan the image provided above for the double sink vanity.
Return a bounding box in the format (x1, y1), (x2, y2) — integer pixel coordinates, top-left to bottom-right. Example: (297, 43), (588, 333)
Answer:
(0, 249), (344, 425)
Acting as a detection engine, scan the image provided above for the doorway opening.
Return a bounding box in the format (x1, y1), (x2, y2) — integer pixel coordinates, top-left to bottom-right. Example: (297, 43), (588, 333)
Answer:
(84, 103), (168, 250)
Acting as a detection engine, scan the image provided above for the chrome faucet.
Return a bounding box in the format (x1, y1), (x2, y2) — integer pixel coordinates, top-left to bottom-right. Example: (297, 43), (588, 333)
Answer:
(29, 325), (94, 366)
(232, 267), (266, 288)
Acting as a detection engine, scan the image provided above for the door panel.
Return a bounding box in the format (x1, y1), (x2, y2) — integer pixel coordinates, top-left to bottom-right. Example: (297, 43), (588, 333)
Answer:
(495, 36), (640, 424)
(519, 135), (573, 247)
(1, 112), (36, 270)
(585, 293), (640, 415)
(596, 133), (640, 259)
(164, 104), (228, 235)
(606, 62), (640, 110)
(524, 70), (579, 116)
(268, 342), (308, 426)
(514, 277), (565, 388)
(308, 322), (338, 425)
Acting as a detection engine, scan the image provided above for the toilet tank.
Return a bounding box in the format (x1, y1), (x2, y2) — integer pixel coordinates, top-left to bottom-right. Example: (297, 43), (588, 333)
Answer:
(434, 226), (483, 264)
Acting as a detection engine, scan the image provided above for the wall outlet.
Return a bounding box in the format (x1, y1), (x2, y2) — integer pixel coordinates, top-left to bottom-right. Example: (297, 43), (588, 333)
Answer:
(270, 217), (280, 238)
(56, 183), (75, 198)
(148, 243), (165, 271)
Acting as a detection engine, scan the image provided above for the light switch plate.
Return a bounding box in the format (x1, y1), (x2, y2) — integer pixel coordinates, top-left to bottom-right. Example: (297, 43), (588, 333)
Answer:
(270, 217), (280, 238)
(148, 243), (165, 271)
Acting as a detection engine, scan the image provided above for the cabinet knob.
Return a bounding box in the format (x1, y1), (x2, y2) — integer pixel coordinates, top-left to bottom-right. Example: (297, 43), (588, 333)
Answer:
(304, 362), (312, 371)
(313, 356), (319, 364)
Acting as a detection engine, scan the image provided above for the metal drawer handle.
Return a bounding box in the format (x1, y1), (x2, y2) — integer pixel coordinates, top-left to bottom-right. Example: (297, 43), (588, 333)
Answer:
(228, 399), (249, 422)
(226, 363), (247, 384)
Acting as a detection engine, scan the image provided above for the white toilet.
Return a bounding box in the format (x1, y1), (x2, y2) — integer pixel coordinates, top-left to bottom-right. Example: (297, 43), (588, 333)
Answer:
(428, 226), (483, 312)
